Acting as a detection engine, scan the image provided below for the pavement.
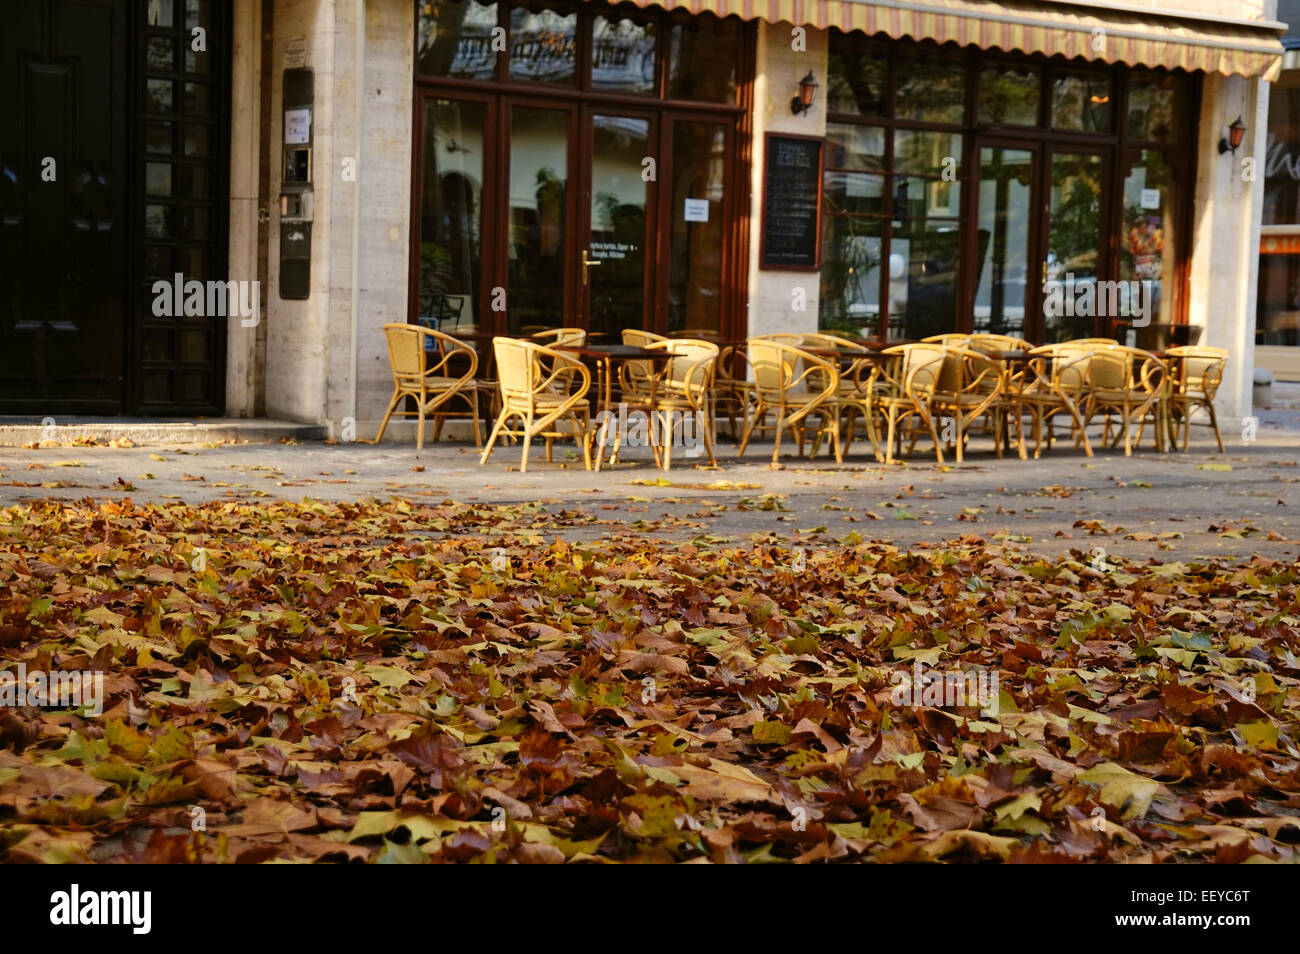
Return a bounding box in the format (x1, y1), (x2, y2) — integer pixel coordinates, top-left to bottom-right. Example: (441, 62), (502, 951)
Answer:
(2, 406), (1297, 563)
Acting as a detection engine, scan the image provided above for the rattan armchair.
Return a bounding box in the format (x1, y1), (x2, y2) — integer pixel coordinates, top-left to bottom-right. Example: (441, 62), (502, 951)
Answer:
(374, 323), (482, 450)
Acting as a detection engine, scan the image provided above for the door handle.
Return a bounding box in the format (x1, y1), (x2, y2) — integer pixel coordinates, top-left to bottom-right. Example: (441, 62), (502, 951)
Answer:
(582, 249), (601, 286)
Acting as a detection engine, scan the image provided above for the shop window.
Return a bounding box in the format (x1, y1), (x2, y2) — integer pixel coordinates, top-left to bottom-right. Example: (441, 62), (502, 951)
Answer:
(1051, 70), (1110, 132)
(1119, 148), (1178, 327)
(591, 14), (656, 94)
(827, 37), (888, 117)
(1127, 73), (1188, 142)
(978, 63), (1040, 126)
(1263, 84), (1300, 226)
(668, 14), (740, 103)
(896, 50), (964, 124)
(509, 4), (578, 85)
(416, 0), (499, 80)
(1258, 252), (1300, 346)
(825, 123), (885, 173)
(418, 99), (487, 331)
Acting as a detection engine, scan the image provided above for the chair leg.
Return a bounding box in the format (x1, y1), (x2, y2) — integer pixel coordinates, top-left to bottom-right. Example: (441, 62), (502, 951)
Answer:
(416, 399), (427, 451)
(1208, 401), (1224, 452)
(699, 409), (717, 467)
(925, 412), (945, 465)
(885, 406), (898, 465)
(373, 387), (403, 445)
(771, 414), (785, 464)
(520, 409), (534, 473)
(471, 390), (483, 448)
(738, 399), (762, 458)
(480, 409), (510, 465)
(665, 408), (676, 473)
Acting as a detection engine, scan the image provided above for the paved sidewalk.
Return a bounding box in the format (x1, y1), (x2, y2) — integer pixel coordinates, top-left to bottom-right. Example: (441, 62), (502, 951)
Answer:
(2, 417), (1297, 563)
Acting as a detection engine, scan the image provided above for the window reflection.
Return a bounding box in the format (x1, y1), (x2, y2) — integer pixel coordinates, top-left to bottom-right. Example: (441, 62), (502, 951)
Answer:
(592, 15), (656, 94)
(417, 0), (499, 80)
(419, 99), (486, 331)
(509, 5), (577, 84)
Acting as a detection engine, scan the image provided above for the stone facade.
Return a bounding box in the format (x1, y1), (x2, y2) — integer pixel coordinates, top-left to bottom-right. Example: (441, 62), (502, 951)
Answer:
(227, 0), (1280, 434)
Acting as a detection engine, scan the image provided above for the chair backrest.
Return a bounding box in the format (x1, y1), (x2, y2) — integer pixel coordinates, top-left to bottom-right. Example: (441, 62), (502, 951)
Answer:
(621, 329), (665, 391)
(1167, 346), (1228, 399)
(493, 337), (540, 401)
(746, 339), (835, 400)
(881, 344), (948, 398)
(802, 332), (869, 351)
(384, 323), (477, 386)
(1064, 337), (1119, 346)
(384, 323), (428, 381)
(650, 338), (719, 398)
(674, 328), (721, 340)
(1089, 344), (1164, 392)
(622, 329), (666, 348)
(921, 333), (972, 347)
(967, 334), (1031, 354)
(532, 327), (587, 347)
(747, 339), (795, 395)
(1026, 344), (1093, 394)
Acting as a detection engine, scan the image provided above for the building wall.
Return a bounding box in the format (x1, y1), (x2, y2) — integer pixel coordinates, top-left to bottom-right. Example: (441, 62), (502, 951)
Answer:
(255, 0), (412, 432)
(233, 1), (1278, 432)
(745, 20), (827, 340)
(1188, 70), (1270, 423)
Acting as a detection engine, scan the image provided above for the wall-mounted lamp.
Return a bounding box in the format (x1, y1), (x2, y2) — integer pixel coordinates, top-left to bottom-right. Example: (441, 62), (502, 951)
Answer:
(790, 71), (819, 116)
(1219, 116), (1247, 154)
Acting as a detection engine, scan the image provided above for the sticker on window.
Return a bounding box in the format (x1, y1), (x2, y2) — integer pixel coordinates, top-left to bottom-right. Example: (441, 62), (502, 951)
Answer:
(684, 198), (709, 222)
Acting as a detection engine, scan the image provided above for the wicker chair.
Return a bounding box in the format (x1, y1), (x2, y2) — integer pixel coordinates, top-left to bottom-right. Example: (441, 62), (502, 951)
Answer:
(1083, 344), (1168, 455)
(1166, 346), (1228, 452)
(853, 344), (948, 464)
(374, 323), (482, 450)
(642, 338), (720, 469)
(739, 339), (843, 464)
(1011, 344), (1095, 458)
(480, 338), (592, 473)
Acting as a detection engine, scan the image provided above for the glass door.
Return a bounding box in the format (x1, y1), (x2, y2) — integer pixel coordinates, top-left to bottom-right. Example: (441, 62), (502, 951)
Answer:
(972, 142), (1037, 339)
(662, 116), (730, 337)
(971, 141), (1111, 344)
(415, 95), (492, 336)
(503, 100), (577, 335)
(581, 110), (654, 340)
(1041, 147), (1109, 342)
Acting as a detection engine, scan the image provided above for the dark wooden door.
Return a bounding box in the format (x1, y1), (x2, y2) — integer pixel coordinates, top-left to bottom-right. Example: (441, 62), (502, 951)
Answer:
(0, 0), (129, 413)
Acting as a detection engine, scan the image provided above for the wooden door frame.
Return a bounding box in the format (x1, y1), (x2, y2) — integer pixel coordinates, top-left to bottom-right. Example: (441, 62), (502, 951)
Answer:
(1035, 141), (1113, 341)
(408, 88), (500, 338)
(578, 104), (660, 338)
(654, 110), (742, 338)
(966, 134), (1043, 340)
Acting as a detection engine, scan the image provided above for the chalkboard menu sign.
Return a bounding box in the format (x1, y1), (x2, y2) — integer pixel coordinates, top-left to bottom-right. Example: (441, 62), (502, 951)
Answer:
(760, 133), (823, 270)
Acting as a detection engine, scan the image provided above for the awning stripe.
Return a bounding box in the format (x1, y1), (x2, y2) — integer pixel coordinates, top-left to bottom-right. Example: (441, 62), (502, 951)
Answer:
(628, 0), (1285, 79)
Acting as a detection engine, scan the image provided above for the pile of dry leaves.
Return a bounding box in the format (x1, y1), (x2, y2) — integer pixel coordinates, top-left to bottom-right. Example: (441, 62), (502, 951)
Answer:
(0, 498), (1296, 863)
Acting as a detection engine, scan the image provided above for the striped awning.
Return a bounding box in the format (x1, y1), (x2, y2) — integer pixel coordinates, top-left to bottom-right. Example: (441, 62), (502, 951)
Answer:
(631, 0), (1287, 80)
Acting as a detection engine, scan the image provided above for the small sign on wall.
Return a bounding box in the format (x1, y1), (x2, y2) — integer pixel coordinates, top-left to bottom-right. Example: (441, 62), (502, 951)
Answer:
(1140, 188), (1161, 209)
(684, 198), (709, 222)
(285, 36), (307, 69)
(285, 107), (312, 146)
